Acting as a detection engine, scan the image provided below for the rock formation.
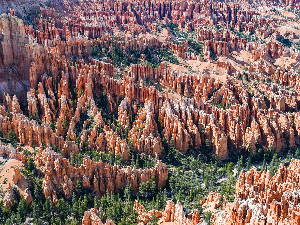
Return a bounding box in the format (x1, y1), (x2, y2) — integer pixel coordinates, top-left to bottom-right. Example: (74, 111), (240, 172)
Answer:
(82, 208), (115, 225)
(0, 0), (299, 224)
(134, 200), (201, 225)
(0, 142), (32, 208)
(139, 159), (300, 225)
(0, 13), (41, 100)
(35, 148), (168, 203)
(208, 160), (300, 225)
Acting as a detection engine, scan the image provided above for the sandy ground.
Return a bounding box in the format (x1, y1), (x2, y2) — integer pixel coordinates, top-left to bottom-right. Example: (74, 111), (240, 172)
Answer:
(274, 56), (298, 68)
(0, 158), (27, 195)
(166, 58), (229, 83)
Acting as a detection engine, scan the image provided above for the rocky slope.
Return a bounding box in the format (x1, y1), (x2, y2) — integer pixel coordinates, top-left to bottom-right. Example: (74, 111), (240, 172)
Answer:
(0, 0), (299, 224)
(137, 159), (300, 225)
(212, 159), (300, 225)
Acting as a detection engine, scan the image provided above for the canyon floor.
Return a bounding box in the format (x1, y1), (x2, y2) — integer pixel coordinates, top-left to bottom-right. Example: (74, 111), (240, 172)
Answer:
(0, 0), (300, 224)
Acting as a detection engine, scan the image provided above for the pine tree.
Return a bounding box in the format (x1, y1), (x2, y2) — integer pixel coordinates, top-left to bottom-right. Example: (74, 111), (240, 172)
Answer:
(237, 155), (244, 172)
(295, 148), (300, 159)
(269, 153), (279, 176)
(262, 154), (267, 171)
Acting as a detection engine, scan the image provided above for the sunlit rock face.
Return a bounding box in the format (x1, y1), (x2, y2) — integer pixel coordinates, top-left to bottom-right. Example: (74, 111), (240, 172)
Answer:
(210, 159), (300, 225)
(0, 0), (299, 223)
(0, 0), (299, 160)
(0, 142), (32, 209)
(134, 200), (201, 225)
(137, 159), (300, 225)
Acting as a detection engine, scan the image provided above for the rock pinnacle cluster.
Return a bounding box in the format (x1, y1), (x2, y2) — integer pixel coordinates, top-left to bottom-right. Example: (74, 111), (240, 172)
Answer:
(0, 0), (299, 224)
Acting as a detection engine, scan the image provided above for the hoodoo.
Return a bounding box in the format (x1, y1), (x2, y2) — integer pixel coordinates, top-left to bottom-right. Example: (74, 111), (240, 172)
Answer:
(0, 0), (299, 224)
